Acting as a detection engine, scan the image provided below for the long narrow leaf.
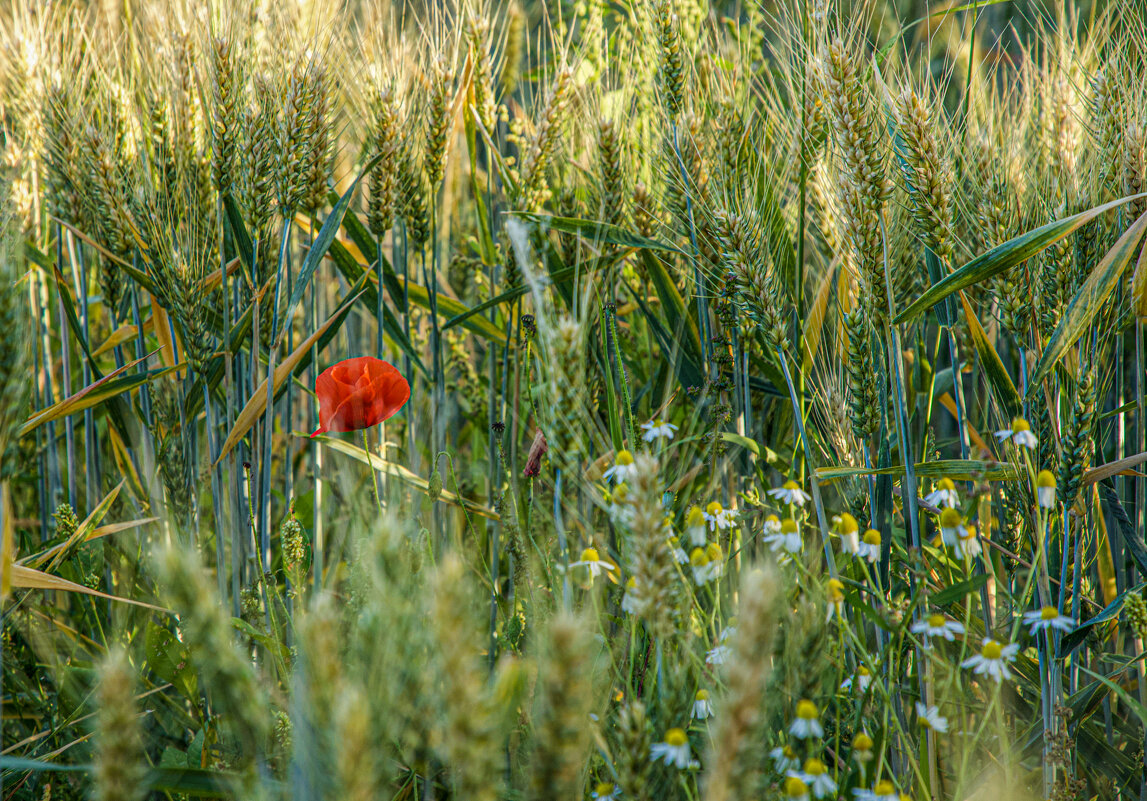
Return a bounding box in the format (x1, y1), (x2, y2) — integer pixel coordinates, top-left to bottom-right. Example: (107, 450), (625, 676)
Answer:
(894, 193), (1147, 324)
(1029, 211), (1147, 386)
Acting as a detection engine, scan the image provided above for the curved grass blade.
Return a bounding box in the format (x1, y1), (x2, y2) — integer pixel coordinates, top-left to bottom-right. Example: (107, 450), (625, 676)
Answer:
(1060, 581), (1147, 655)
(513, 212), (685, 253)
(312, 433), (498, 519)
(19, 352), (171, 438)
(216, 275), (369, 464)
(282, 153), (382, 343)
(958, 291), (1021, 417)
(10, 564), (171, 613)
(816, 458), (1020, 483)
(1029, 211), (1147, 387)
(894, 193), (1147, 325)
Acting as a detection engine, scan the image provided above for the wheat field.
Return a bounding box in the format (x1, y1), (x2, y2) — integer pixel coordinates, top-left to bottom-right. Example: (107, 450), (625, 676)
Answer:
(0, 0), (1146, 798)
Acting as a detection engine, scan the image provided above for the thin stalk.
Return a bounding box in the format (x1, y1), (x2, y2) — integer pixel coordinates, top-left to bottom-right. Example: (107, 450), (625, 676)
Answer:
(56, 226), (75, 508)
(671, 122), (709, 370)
(777, 346), (836, 578)
(312, 245), (324, 593)
(259, 217), (293, 573)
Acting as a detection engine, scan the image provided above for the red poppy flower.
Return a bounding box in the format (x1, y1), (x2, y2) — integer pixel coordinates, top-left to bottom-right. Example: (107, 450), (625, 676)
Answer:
(310, 356), (410, 437)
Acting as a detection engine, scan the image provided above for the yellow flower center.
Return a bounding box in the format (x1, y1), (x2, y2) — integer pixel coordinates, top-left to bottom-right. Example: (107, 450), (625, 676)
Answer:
(783, 479), (801, 491)
(612, 483), (629, 503)
(939, 507), (962, 528)
(1036, 469), (1056, 488)
(796, 699), (818, 720)
(784, 776), (809, 798)
(959, 526), (976, 542)
(982, 640), (1003, 660)
(781, 518), (799, 534)
(1040, 606), (1059, 620)
(928, 613), (946, 628)
(804, 757), (826, 775)
(875, 781), (895, 795)
(854, 732), (874, 750)
(595, 783), (614, 796)
(616, 449), (634, 465)
(863, 529), (881, 545)
(695, 689), (709, 701)
(937, 477), (955, 491)
(580, 547), (600, 562)
(705, 542), (723, 562)
(664, 728), (688, 747)
(828, 578), (844, 602)
(765, 513), (780, 526)
(838, 512), (859, 534)
(689, 547), (708, 567)
(687, 506), (706, 526)
(626, 576), (637, 589)
(1011, 417), (1031, 433)
(857, 665), (870, 677)
(706, 501), (723, 515)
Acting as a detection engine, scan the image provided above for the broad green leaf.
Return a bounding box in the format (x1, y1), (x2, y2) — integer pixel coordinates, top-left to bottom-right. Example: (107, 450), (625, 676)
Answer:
(222, 192), (254, 272)
(816, 458), (1019, 483)
(513, 212), (685, 253)
(894, 193), (1147, 324)
(718, 432), (779, 462)
(930, 574), (989, 606)
(1097, 481), (1147, 580)
(146, 620), (197, 699)
(958, 291), (1021, 417)
(1029, 211), (1147, 386)
(640, 250), (704, 368)
(282, 153), (382, 342)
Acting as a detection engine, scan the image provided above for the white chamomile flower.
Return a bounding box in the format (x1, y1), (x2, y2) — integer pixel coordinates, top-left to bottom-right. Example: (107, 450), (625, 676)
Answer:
(853, 780), (901, 801)
(924, 477), (960, 509)
(771, 744), (801, 773)
(1036, 469), (1057, 509)
(669, 536), (688, 564)
(915, 702), (948, 733)
(650, 727), (693, 769)
(592, 782), (621, 800)
(954, 524), (981, 559)
(641, 418), (678, 443)
(1024, 606), (1075, 635)
(857, 528), (881, 562)
(793, 758), (838, 799)
(764, 513), (782, 535)
(621, 576), (639, 615)
(704, 501), (737, 531)
(995, 416), (1038, 449)
(692, 689), (713, 720)
(790, 699), (823, 739)
(836, 513), (860, 555)
(910, 613), (965, 647)
(568, 547), (616, 580)
(689, 547), (712, 584)
(706, 622), (736, 665)
(603, 449), (638, 483)
(784, 776), (810, 801)
(841, 664), (872, 694)
(938, 507), (965, 548)
(851, 732), (875, 765)
(685, 505), (708, 546)
(767, 517), (803, 555)
(961, 637), (1020, 682)
(826, 578), (845, 621)
(768, 479), (812, 507)
(608, 483), (634, 525)
(703, 542), (725, 582)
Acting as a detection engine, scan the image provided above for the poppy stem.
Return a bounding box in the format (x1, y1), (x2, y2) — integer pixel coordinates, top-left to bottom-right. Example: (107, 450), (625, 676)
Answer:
(364, 427), (383, 512)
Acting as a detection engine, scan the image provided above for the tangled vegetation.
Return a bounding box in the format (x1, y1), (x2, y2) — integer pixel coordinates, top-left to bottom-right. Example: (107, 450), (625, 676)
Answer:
(0, 0), (1146, 799)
